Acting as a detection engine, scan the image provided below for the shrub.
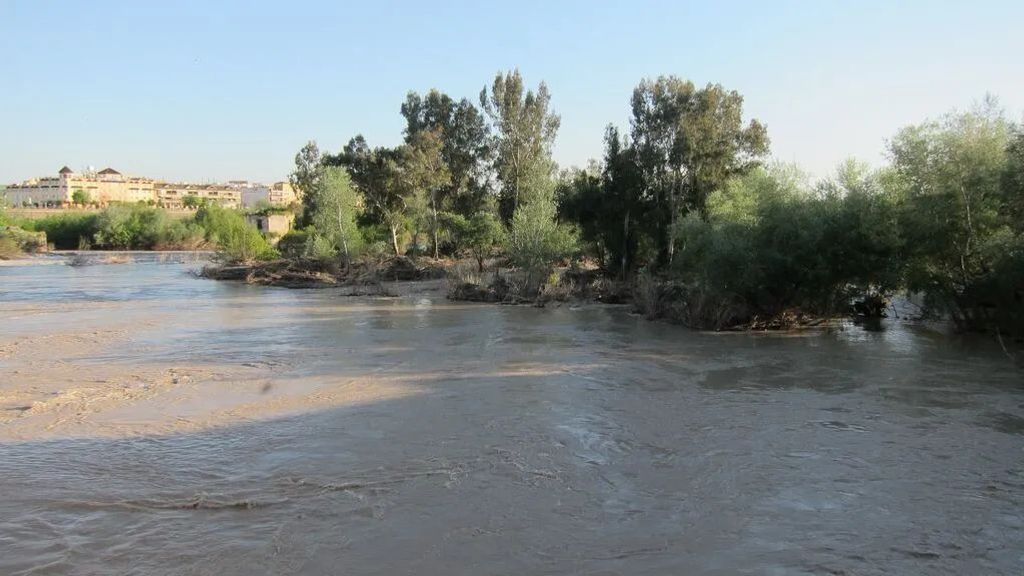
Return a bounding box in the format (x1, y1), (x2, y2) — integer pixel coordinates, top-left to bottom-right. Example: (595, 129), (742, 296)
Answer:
(20, 213), (99, 249)
(196, 203), (277, 263)
(505, 191), (576, 292)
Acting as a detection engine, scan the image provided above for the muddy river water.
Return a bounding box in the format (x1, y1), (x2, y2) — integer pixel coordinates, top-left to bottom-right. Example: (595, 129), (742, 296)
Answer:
(0, 256), (1022, 575)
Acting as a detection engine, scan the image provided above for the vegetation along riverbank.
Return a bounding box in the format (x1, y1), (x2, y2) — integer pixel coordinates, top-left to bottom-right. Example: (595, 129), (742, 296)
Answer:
(0, 202), (276, 259)
(193, 71), (1021, 339)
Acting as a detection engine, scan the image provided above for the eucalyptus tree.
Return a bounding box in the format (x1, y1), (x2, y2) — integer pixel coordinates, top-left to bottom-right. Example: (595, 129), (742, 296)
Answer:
(397, 129), (451, 258)
(333, 136), (406, 255)
(289, 141), (325, 227)
(401, 90), (493, 217)
(630, 77), (768, 264)
(480, 69), (560, 221)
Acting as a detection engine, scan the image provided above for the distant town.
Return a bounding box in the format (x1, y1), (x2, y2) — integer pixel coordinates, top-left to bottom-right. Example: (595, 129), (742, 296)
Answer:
(1, 166), (299, 210)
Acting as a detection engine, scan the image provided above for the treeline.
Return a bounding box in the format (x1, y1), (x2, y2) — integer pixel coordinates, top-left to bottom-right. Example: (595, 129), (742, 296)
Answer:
(283, 71), (1021, 336)
(2, 203), (275, 260)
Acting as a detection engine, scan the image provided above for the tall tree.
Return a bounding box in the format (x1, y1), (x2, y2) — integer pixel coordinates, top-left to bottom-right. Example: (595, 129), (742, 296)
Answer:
(333, 136), (406, 255)
(401, 90), (493, 216)
(630, 77), (768, 264)
(397, 129), (452, 258)
(289, 141), (324, 227)
(480, 70), (560, 221)
(888, 100), (1015, 330)
(310, 167), (362, 261)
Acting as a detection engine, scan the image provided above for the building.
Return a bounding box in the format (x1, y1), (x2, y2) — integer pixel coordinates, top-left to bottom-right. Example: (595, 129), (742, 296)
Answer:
(155, 182), (241, 209)
(2, 166), (155, 206)
(240, 181), (299, 209)
(3, 166), (295, 210)
(247, 212), (295, 241)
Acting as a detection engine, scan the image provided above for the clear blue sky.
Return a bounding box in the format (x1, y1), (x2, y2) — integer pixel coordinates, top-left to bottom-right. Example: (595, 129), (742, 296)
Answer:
(2, 0), (1022, 184)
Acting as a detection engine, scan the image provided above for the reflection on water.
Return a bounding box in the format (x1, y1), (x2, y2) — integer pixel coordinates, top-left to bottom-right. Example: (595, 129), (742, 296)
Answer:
(0, 260), (1022, 575)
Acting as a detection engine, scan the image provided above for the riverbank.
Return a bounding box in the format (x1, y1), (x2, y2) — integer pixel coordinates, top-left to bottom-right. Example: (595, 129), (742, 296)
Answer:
(200, 257), (953, 334)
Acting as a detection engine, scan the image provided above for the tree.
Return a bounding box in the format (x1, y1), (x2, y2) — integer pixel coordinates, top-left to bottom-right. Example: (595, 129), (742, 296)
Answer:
(1003, 128), (1024, 226)
(402, 90), (493, 217)
(888, 99), (1019, 331)
(182, 195), (202, 209)
(480, 69), (560, 221)
(196, 203), (277, 263)
(559, 127), (648, 278)
(630, 77), (768, 264)
(506, 187), (576, 286)
(333, 136), (407, 255)
(290, 141), (324, 227)
(309, 167), (362, 261)
(71, 189), (90, 206)
(398, 129), (451, 258)
(447, 210), (505, 271)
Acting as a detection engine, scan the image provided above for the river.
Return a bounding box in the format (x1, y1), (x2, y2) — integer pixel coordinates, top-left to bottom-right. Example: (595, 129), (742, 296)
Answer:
(0, 256), (1021, 575)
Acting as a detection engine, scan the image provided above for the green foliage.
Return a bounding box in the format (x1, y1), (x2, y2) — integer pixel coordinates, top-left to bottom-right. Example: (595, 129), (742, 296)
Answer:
(330, 136), (407, 255)
(182, 195), (202, 209)
(71, 189), (90, 206)
(888, 100), (1022, 333)
(559, 127), (648, 278)
(0, 235), (19, 259)
(307, 167), (363, 261)
(481, 69), (561, 221)
(506, 188), (576, 276)
(20, 212), (99, 249)
(196, 203), (277, 263)
(401, 89), (493, 216)
(446, 210), (505, 270)
(667, 164), (902, 327)
(276, 229), (310, 259)
(290, 141), (323, 227)
(91, 204), (206, 250)
(398, 129), (451, 258)
(630, 77), (769, 264)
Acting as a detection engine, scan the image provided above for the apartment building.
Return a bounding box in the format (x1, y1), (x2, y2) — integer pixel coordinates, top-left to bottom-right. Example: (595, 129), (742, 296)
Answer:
(4, 167), (296, 210)
(155, 182), (241, 209)
(240, 181), (299, 209)
(2, 166), (155, 206)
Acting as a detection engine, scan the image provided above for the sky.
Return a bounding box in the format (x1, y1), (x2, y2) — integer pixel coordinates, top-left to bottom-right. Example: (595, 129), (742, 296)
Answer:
(2, 0), (1022, 184)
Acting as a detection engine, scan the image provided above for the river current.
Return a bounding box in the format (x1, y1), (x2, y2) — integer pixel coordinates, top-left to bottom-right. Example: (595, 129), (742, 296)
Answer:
(0, 256), (1021, 575)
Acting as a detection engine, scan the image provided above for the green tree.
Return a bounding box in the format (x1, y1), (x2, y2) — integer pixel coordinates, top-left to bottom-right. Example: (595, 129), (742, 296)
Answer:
(71, 189), (90, 206)
(447, 210), (505, 271)
(888, 99), (1020, 332)
(480, 69), (560, 221)
(630, 77), (768, 264)
(290, 141), (324, 227)
(334, 136), (407, 255)
(182, 195), (202, 209)
(401, 90), (493, 217)
(559, 127), (649, 278)
(309, 167), (362, 261)
(506, 187), (576, 286)
(196, 203), (277, 263)
(398, 129), (452, 258)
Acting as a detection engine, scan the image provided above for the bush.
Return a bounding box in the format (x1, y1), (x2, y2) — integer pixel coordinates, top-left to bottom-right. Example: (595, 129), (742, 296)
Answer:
(277, 229), (310, 259)
(665, 164), (902, 328)
(505, 192), (576, 293)
(196, 204), (277, 263)
(89, 205), (205, 250)
(20, 213), (99, 249)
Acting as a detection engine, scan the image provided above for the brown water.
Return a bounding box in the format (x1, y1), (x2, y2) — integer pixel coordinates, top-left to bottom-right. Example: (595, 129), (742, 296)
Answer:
(1, 257), (1022, 575)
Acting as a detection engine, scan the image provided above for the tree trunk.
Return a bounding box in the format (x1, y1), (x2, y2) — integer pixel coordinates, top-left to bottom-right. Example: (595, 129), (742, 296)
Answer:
(390, 223), (401, 256)
(431, 197), (440, 259)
